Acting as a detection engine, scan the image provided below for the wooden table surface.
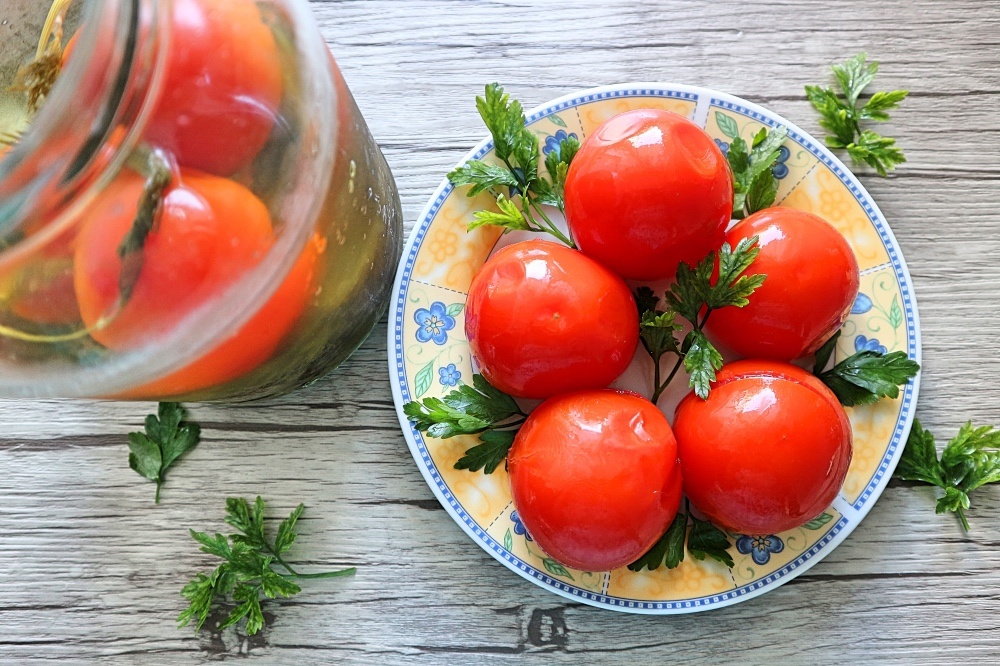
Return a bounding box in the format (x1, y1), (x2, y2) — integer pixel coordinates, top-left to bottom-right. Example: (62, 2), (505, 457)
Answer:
(3, 0), (999, 663)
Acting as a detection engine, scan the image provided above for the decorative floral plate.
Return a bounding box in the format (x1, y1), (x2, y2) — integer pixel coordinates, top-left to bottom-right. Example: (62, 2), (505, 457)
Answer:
(388, 83), (921, 613)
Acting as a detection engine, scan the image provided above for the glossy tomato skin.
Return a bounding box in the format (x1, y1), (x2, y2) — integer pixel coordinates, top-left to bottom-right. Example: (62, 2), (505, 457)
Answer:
(674, 360), (853, 535)
(564, 109), (733, 281)
(143, 0), (283, 175)
(705, 207), (860, 361)
(74, 170), (315, 396)
(465, 239), (639, 399)
(508, 390), (683, 572)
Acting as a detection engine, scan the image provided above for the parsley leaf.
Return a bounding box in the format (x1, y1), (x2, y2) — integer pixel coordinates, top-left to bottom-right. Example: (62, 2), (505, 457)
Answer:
(640, 309), (682, 360)
(467, 194), (531, 233)
(708, 236), (767, 309)
(628, 511), (688, 572)
(684, 330), (724, 401)
(404, 374), (523, 438)
(178, 498), (355, 636)
(666, 252), (714, 324)
(454, 429), (517, 474)
(127, 402), (200, 504)
(627, 508), (735, 572)
(448, 83), (576, 247)
(538, 134), (580, 210)
(812, 331), (839, 374)
(687, 514), (735, 568)
(895, 419), (1000, 531)
(448, 161), (520, 197)
(634, 286), (660, 318)
(815, 332), (920, 407)
(667, 236), (766, 320)
(806, 53), (908, 176)
(896, 419), (945, 487)
(404, 374), (526, 474)
(727, 125), (788, 218)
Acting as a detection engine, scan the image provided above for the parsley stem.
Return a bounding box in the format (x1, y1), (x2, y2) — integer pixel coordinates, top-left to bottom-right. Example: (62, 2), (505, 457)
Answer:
(263, 544), (302, 577)
(956, 507), (970, 532)
(652, 355), (686, 405)
(652, 353), (662, 403)
(267, 546), (355, 579)
(155, 481), (162, 505)
(519, 196), (575, 248)
(529, 199), (575, 248)
(280, 568), (357, 580)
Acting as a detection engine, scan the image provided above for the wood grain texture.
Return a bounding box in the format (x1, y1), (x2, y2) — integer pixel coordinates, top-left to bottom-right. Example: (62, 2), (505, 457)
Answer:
(2, 0), (1000, 663)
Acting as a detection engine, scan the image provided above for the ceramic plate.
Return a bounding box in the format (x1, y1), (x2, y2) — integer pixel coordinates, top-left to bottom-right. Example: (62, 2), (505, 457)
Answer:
(388, 83), (921, 613)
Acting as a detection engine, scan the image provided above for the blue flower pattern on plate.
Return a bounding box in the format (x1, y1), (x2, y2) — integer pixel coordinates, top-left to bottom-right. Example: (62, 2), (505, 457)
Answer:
(852, 293), (874, 314)
(855, 335), (887, 355)
(511, 511), (533, 541)
(414, 301), (456, 345)
(438, 363), (462, 387)
(736, 534), (785, 565)
(714, 138), (730, 157)
(543, 129), (578, 157)
(771, 145), (790, 179)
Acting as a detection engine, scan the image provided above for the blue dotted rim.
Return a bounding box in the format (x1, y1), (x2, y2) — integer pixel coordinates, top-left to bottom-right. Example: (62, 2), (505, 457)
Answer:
(388, 84), (921, 614)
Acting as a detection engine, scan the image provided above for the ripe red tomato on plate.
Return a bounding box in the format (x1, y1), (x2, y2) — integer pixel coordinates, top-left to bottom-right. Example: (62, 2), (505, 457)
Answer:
(704, 207), (860, 361)
(464, 239), (638, 399)
(564, 109), (733, 281)
(143, 0), (283, 175)
(508, 390), (683, 572)
(74, 169), (316, 396)
(673, 360), (853, 535)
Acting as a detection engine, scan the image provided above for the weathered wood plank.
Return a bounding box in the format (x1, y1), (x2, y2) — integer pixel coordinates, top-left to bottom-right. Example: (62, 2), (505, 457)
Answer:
(2, 0), (999, 663)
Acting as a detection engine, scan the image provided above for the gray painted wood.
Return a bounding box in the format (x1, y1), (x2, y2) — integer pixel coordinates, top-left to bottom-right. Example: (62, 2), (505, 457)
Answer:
(2, 0), (999, 662)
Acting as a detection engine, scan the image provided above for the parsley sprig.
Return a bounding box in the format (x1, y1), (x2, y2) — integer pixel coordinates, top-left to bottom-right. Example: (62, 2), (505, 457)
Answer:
(403, 374), (526, 474)
(895, 420), (1000, 531)
(806, 53), (908, 176)
(178, 497), (355, 636)
(629, 502), (734, 572)
(722, 122), (789, 219)
(127, 402), (201, 503)
(448, 83), (577, 247)
(813, 331), (920, 407)
(638, 236), (767, 402)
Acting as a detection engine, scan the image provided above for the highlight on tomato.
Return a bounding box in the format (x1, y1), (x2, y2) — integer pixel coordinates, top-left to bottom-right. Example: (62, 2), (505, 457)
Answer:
(704, 206), (860, 361)
(464, 239), (639, 400)
(564, 109), (733, 281)
(673, 360), (853, 535)
(73, 168), (316, 396)
(142, 0), (284, 175)
(507, 390), (683, 572)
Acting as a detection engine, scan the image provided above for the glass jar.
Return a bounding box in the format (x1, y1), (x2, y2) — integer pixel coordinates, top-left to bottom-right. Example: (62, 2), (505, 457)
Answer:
(0, 0), (402, 400)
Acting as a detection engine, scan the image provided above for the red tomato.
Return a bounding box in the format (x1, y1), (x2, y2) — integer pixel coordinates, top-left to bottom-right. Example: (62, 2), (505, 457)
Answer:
(465, 239), (638, 399)
(674, 360), (853, 535)
(508, 390), (683, 571)
(704, 207), (860, 361)
(143, 0), (283, 175)
(74, 170), (315, 396)
(564, 109), (733, 281)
